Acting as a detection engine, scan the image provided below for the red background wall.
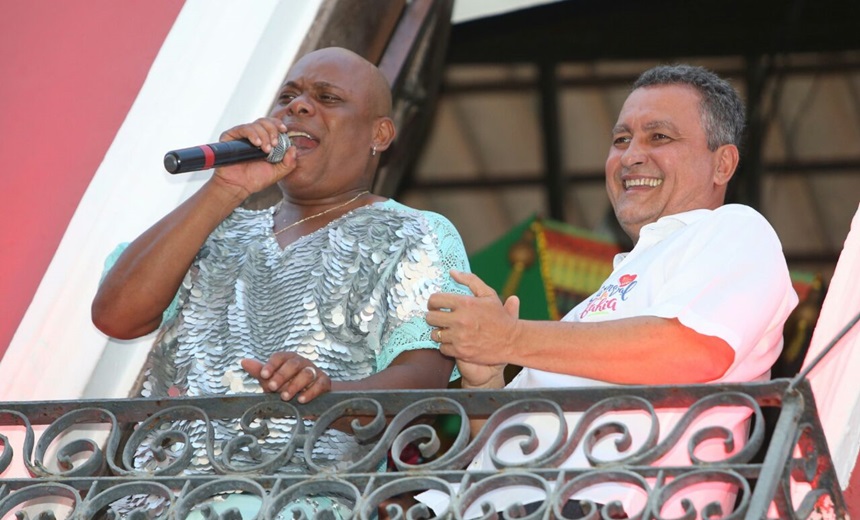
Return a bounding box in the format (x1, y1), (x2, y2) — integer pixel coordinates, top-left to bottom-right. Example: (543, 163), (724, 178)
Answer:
(0, 0), (184, 359)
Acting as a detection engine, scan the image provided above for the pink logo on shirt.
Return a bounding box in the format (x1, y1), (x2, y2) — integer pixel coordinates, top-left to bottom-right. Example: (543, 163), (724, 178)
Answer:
(580, 273), (639, 319)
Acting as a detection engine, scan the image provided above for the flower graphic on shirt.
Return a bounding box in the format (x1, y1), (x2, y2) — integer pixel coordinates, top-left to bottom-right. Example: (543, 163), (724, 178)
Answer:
(580, 273), (639, 319)
(619, 274), (637, 287)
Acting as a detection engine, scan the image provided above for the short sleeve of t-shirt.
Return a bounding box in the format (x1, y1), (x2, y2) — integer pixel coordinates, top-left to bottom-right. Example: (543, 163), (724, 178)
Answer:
(375, 206), (471, 377)
(637, 206), (797, 371)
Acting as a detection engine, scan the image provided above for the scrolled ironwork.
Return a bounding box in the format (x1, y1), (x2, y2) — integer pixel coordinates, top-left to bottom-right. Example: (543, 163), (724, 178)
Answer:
(482, 399), (567, 470)
(121, 405), (210, 477)
(304, 397), (388, 474)
(555, 469), (650, 519)
(779, 422), (832, 520)
(457, 471), (551, 520)
(0, 410), (34, 476)
(0, 482), (80, 520)
(172, 477), (266, 519)
(268, 477), (361, 519)
(386, 397), (471, 472)
(651, 468), (750, 520)
(362, 475), (452, 520)
(0, 379), (847, 519)
(578, 395), (658, 468)
(215, 400), (304, 475)
(33, 407), (118, 478)
(78, 481), (175, 519)
(654, 391), (765, 468)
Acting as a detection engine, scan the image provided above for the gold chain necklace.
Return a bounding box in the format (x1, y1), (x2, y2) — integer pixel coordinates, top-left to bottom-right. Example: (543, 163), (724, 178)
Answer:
(273, 191), (369, 236)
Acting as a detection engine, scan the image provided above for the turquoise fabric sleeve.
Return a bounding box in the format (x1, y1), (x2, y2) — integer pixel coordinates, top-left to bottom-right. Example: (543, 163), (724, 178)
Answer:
(376, 208), (471, 380)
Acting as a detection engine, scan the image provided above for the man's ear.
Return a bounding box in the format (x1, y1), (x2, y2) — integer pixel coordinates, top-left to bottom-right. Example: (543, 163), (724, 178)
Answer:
(714, 144), (739, 186)
(371, 117), (396, 152)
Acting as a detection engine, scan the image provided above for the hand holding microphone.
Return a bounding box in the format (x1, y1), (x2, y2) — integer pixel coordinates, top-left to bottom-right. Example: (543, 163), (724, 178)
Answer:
(164, 133), (291, 174)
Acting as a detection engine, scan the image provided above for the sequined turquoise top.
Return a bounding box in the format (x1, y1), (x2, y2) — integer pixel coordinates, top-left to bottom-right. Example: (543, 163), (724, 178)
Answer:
(108, 199), (470, 473)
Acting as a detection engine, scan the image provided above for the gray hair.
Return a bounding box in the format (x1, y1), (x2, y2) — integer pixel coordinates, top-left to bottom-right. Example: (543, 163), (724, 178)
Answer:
(633, 64), (745, 151)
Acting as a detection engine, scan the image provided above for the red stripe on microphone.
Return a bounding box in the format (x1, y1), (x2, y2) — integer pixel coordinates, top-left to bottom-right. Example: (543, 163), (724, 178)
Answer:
(201, 145), (215, 169)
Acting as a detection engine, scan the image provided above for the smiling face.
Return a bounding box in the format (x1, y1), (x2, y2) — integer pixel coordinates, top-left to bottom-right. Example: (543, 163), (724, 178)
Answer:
(269, 47), (394, 198)
(605, 84), (738, 242)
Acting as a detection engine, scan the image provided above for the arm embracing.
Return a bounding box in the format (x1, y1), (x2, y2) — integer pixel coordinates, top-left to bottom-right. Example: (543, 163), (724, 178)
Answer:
(431, 208), (793, 386)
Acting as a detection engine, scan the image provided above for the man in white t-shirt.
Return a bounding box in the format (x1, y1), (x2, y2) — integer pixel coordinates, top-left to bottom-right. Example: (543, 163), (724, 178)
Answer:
(423, 64), (798, 518)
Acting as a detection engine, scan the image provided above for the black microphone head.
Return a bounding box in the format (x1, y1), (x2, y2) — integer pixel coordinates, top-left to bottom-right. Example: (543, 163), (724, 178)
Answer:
(268, 133), (291, 163)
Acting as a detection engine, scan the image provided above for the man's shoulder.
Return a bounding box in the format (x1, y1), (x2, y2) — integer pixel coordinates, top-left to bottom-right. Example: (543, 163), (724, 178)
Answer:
(653, 204), (783, 253)
(684, 204), (785, 255)
(709, 204), (775, 231)
(714, 203), (764, 218)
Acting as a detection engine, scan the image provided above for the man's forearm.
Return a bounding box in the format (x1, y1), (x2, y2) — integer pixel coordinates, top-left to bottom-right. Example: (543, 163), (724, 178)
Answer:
(506, 316), (734, 385)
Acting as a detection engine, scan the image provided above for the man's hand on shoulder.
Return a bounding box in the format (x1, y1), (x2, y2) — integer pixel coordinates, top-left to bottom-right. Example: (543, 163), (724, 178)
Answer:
(427, 270), (521, 369)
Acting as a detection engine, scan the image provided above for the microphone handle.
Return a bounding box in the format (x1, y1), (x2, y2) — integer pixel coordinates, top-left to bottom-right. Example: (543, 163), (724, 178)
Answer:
(163, 134), (290, 174)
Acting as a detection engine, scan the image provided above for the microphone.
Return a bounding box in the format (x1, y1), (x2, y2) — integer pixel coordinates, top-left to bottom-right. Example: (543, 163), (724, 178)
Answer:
(163, 133), (291, 174)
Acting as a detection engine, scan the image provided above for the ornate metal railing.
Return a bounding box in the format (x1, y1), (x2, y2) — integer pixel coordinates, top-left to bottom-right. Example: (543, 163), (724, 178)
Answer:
(0, 377), (846, 519)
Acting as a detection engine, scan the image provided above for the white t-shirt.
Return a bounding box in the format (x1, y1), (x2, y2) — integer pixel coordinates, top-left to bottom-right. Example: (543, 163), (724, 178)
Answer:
(419, 204), (798, 517)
